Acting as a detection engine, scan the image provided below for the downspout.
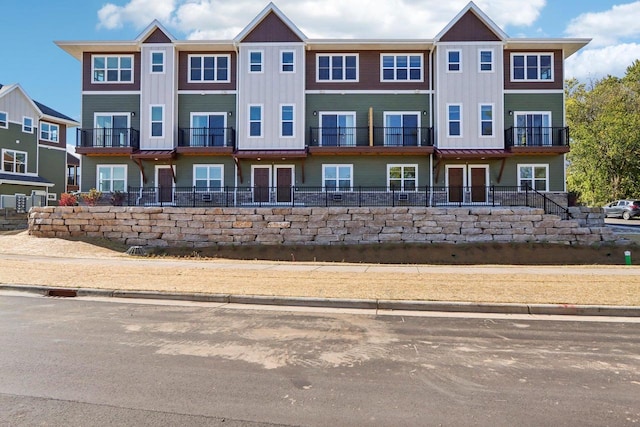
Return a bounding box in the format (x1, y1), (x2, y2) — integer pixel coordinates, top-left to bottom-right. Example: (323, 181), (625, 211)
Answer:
(429, 47), (435, 189)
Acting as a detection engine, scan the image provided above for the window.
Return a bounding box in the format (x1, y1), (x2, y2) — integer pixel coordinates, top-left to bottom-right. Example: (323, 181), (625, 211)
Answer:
(151, 51), (164, 73)
(0, 111), (7, 128)
(447, 104), (462, 137)
(194, 165), (223, 191)
(388, 165), (417, 191)
(97, 165), (126, 192)
(512, 53), (553, 81)
(480, 104), (493, 137)
(150, 105), (164, 138)
(249, 105), (262, 137)
(95, 114), (129, 147)
(514, 112), (552, 146)
(249, 51), (263, 73)
(317, 54), (358, 81)
(281, 105), (294, 137)
(381, 54), (422, 81)
(384, 113), (419, 146)
(281, 51), (294, 72)
(323, 164), (353, 190)
(447, 50), (461, 72)
(518, 164), (548, 191)
(92, 55), (133, 83)
(188, 55), (229, 82)
(191, 113), (226, 147)
(40, 122), (59, 142)
(479, 50), (493, 72)
(319, 113), (356, 146)
(2, 149), (27, 173)
(22, 117), (33, 133)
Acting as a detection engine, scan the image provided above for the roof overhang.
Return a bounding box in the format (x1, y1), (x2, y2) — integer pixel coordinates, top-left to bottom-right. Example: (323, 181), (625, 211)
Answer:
(130, 150), (176, 160)
(435, 149), (512, 159)
(307, 39), (433, 51)
(505, 39), (591, 58)
(55, 41), (140, 61)
(233, 150), (308, 160)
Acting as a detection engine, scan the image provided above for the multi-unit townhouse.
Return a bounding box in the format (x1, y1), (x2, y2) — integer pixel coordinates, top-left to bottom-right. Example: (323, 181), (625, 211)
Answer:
(56, 2), (589, 208)
(0, 83), (78, 208)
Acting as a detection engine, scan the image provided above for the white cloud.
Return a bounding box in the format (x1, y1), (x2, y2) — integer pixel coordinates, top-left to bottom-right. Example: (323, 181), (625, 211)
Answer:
(566, 1), (640, 47)
(96, 0), (546, 39)
(565, 43), (640, 80)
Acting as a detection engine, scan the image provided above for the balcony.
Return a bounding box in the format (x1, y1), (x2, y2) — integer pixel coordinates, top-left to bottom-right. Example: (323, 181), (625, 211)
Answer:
(308, 126), (434, 155)
(177, 127), (236, 155)
(76, 128), (139, 155)
(505, 127), (570, 154)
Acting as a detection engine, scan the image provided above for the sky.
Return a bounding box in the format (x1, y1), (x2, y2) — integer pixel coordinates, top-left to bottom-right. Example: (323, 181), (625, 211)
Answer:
(2, 0), (640, 149)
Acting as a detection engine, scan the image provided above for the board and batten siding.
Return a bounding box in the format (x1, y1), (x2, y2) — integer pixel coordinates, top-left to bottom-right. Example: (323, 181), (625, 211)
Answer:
(139, 44), (176, 150)
(236, 43), (306, 150)
(436, 42), (504, 149)
(0, 88), (39, 126)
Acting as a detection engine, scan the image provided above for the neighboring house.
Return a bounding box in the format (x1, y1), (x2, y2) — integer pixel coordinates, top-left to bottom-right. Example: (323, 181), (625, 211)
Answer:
(55, 1), (589, 207)
(66, 151), (80, 193)
(0, 83), (79, 208)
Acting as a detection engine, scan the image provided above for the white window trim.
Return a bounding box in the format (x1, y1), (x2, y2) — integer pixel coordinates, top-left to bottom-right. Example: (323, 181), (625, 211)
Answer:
(517, 164), (549, 192)
(510, 52), (554, 82)
(478, 49), (494, 73)
(447, 103), (463, 138)
(189, 112), (227, 127)
(446, 49), (462, 73)
(40, 122), (59, 142)
(187, 54), (231, 83)
(248, 104), (263, 138)
(318, 112), (357, 147)
(0, 111), (7, 129)
(479, 103), (494, 138)
(513, 111), (553, 145)
(379, 53), (424, 82)
(93, 112), (132, 128)
(150, 105), (164, 138)
(316, 53), (360, 82)
(150, 51), (165, 74)
(91, 54), (134, 84)
(280, 50), (295, 73)
(387, 164), (418, 192)
(322, 164), (354, 191)
(382, 111), (421, 146)
(96, 164), (128, 192)
(1, 148), (27, 174)
(280, 104), (295, 138)
(22, 116), (33, 133)
(193, 164), (224, 191)
(249, 50), (264, 74)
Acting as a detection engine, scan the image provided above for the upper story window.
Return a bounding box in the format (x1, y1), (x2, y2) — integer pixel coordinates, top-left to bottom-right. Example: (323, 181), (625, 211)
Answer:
(249, 51), (263, 73)
(40, 122), (59, 142)
(2, 149), (26, 174)
(281, 51), (295, 72)
(281, 105), (294, 137)
(512, 53), (553, 81)
(479, 50), (493, 72)
(480, 104), (493, 137)
(381, 54), (422, 81)
(447, 104), (462, 137)
(150, 105), (164, 138)
(188, 55), (230, 82)
(22, 117), (33, 133)
(447, 50), (461, 72)
(317, 54), (358, 82)
(151, 51), (164, 73)
(0, 111), (7, 128)
(92, 55), (133, 83)
(249, 105), (262, 137)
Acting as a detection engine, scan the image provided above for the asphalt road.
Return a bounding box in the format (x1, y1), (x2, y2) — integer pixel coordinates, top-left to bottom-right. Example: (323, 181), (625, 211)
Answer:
(1, 293), (639, 426)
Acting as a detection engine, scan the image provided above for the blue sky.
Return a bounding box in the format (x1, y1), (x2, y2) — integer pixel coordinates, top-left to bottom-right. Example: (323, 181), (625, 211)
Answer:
(2, 0), (640, 148)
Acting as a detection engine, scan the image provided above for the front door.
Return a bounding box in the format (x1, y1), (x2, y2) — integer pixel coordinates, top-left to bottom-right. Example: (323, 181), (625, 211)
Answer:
(253, 167), (270, 203)
(276, 167), (293, 203)
(470, 166), (487, 203)
(158, 167), (173, 203)
(447, 167), (464, 203)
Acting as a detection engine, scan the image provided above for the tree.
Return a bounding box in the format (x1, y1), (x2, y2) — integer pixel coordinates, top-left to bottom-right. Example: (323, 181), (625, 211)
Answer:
(566, 60), (640, 206)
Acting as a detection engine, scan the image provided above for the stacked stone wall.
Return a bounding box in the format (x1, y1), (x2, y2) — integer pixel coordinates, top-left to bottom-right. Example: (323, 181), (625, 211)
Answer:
(27, 206), (614, 248)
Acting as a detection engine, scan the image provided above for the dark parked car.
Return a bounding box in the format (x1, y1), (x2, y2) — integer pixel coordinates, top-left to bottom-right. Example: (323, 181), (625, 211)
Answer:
(603, 199), (640, 220)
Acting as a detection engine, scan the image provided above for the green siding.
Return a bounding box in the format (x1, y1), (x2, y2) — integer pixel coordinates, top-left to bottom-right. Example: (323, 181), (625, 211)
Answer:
(177, 95), (236, 129)
(172, 156), (237, 187)
(81, 157), (140, 192)
(0, 183), (46, 195)
(38, 147), (66, 197)
(82, 95), (140, 129)
(0, 122), (38, 173)
(504, 93), (564, 128)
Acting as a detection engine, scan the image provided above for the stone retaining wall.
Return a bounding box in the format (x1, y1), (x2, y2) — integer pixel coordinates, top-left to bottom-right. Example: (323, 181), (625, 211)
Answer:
(27, 206), (614, 247)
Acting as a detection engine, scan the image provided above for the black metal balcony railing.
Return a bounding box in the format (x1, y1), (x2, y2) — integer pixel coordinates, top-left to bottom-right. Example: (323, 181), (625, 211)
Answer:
(76, 128), (139, 149)
(123, 185), (570, 219)
(178, 127), (236, 148)
(308, 127), (434, 148)
(505, 127), (569, 148)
